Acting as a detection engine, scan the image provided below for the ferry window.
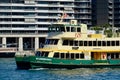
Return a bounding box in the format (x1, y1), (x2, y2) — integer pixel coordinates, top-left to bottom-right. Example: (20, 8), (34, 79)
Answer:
(77, 27), (81, 32)
(66, 27), (70, 32)
(48, 27), (52, 32)
(70, 40), (73, 46)
(61, 53), (64, 59)
(111, 53), (114, 59)
(53, 39), (58, 45)
(44, 52), (49, 57)
(107, 53), (111, 59)
(76, 53), (79, 59)
(79, 41), (83, 46)
(80, 54), (84, 59)
(66, 53), (69, 59)
(88, 41), (92, 46)
(51, 24), (64, 32)
(74, 41), (78, 46)
(45, 40), (47, 44)
(93, 41), (96, 46)
(71, 53), (74, 59)
(56, 27), (60, 32)
(98, 41), (101, 46)
(60, 27), (65, 32)
(116, 41), (119, 46)
(107, 41), (110, 46)
(45, 39), (59, 45)
(54, 52), (59, 58)
(35, 51), (41, 56)
(102, 41), (106, 46)
(45, 39), (49, 44)
(71, 27), (76, 32)
(111, 41), (115, 46)
(116, 53), (119, 59)
(84, 41), (87, 46)
(50, 27), (56, 32)
(49, 39), (53, 44)
(63, 40), (69, 45)
(41, 52), (44, 57)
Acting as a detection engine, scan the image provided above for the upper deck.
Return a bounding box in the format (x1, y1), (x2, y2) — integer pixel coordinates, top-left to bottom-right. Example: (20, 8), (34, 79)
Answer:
(48, 20), (104, 39)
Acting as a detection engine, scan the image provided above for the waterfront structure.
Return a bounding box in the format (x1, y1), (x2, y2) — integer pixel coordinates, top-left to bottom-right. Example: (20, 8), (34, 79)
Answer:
(0, 0), (92, 53)
(15, 20), (120, 69)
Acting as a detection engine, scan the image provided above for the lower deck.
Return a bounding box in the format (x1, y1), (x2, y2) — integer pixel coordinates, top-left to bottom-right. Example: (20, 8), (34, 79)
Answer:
(30, 56), (120, 69)
(15, 51), (120, 69)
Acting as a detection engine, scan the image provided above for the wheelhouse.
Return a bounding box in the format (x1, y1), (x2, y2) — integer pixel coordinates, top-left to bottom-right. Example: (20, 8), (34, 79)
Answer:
(49, 24), (81, 33)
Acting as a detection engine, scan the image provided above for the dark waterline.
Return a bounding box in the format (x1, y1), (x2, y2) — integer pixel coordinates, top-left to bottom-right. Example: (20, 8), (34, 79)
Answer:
(0, 58), (120, 80)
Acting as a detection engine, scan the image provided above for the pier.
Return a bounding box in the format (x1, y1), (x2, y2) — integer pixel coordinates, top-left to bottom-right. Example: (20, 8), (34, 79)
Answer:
(0, 34), (47, 57)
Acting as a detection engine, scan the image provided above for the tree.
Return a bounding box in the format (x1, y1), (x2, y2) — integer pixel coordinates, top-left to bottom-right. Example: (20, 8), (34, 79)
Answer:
(91, 24), (113, 37)
(91, 25), (102, 34)
(102, 24), (112, 37)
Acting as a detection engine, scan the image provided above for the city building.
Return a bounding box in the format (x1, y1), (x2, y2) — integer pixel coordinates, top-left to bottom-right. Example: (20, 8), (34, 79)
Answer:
(108, 0), (120, 28)
(93, 0), (108, 26)
(0, 0), (92, 52)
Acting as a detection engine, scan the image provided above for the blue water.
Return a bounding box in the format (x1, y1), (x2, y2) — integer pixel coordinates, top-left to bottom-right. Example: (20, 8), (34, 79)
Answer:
(0, 58), (120, 80)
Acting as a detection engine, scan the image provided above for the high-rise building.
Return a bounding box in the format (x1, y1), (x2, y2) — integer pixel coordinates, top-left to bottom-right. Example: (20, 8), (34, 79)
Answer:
(94, 0), (108, 26)
(108, 0), (120, 28)
(0, 0), (92, 51)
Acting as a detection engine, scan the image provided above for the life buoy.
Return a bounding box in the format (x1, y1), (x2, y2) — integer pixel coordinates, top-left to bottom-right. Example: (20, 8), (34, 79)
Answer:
(102, 53), (106, 59)
(75, 33), (81, 38)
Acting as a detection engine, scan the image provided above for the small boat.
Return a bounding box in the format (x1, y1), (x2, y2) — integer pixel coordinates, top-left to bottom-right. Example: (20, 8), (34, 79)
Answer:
(0, 48), (16, 58)
(15, 14), (120, 69)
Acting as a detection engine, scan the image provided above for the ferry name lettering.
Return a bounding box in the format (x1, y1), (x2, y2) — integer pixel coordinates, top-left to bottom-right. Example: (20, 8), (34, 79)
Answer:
(36, 58), (52, 61)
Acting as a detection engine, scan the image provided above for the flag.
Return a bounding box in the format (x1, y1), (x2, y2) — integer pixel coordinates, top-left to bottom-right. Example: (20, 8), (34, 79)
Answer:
(63, 13), (68, 18)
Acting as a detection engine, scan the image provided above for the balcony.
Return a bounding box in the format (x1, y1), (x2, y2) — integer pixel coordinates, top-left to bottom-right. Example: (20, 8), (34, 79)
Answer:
(75, 0), (91, 2)
(75, 17), (91, 19)
(0, 27), (48, 31)
(0, 21), (51, 25)
(37, 0), (74, 2)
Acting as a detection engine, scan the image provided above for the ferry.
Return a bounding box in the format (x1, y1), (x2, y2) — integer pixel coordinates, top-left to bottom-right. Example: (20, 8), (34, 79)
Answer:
(15, 19), (120, 69)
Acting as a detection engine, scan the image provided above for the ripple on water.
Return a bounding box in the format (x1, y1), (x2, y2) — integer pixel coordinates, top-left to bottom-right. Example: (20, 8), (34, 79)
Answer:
(0, 58), (120, 80)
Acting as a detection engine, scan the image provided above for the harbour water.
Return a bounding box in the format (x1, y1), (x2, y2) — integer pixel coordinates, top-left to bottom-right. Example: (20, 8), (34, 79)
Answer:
(0, 58), (120, 80)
